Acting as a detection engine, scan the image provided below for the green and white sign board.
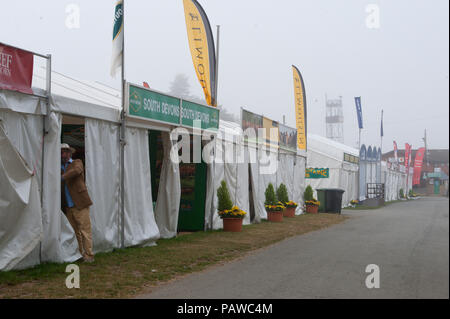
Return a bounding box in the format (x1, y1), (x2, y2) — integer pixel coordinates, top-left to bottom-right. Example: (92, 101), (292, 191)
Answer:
(305, 168), (329, 179)
(127, 83), (219, 130)
(181, 100), (219, 130)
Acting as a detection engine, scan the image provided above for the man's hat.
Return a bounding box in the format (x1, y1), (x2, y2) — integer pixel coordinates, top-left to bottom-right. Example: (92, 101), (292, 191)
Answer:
(61, 143), (76, 154)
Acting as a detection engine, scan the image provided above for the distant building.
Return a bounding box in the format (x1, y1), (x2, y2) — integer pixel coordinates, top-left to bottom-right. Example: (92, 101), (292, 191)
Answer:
(382, 149), (449, 195)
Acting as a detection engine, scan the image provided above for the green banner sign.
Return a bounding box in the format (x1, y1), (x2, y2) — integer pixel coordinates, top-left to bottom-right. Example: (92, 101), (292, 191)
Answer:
(128, 84), (219, 130)
(305, 168), (329, 179)
(181, 100), (219, 130)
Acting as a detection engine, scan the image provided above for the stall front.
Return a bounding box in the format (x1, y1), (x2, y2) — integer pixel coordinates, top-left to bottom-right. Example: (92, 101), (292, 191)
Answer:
(126, 83), (220, 236)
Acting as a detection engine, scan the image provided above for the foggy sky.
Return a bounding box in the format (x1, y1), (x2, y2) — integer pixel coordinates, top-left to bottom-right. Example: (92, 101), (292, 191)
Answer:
(1, 0), (448, 150)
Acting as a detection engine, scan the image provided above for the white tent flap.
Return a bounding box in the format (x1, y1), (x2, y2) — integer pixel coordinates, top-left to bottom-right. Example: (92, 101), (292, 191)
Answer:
(85, 118), (121, 252)
(124, 127), (160, 246)
(0, 125), (42, 271)
(154, 132), (181, 239)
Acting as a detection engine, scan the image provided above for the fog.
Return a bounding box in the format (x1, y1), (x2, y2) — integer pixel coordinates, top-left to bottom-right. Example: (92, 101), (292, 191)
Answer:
(1, 0), (448, 150)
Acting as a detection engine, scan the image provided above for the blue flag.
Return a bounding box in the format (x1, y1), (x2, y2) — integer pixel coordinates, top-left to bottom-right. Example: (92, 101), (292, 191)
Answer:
(355, 97), (363, 129)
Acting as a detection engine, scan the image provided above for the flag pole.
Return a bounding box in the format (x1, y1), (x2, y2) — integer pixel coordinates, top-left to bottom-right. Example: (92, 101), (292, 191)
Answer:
(380, 109), (383, 187)
(358, 129), (361, 153)
(214, 25), (220, 107)
(380, 109), (383, 159)
(358, 127), (361, 201)
(357, 96), (362, 201)
(120, 0), (126, 249)
(209, 24), (220, 230)
(406, 144), (410, 198)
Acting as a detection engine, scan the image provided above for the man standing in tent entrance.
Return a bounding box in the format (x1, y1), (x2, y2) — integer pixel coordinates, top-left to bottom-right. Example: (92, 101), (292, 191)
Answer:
(61, 144), (94, 263)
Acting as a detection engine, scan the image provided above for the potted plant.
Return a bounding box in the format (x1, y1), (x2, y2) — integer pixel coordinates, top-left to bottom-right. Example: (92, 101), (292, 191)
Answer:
(284, 200), (298, 217)
(304, 185), (320, 214)
(218, 206), (247, 232)
(265, 183), (284, 222)
(276, 183), (291, 217)
(409, 191), (419, 199)
(399, 188), (405, 200)
(350, 199), (359, 208)
(277, 183), (297, 217)
(217, 180), (246, 232)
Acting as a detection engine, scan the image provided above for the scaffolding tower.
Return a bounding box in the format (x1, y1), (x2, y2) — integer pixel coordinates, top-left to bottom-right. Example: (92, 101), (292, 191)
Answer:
(325, 95), (344, 144)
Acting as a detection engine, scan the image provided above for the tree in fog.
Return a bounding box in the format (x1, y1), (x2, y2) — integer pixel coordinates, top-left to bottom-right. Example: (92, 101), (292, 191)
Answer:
(217, 105), (239, 123)
(169, 73), (191, 99)
(168, 73), (239, 124)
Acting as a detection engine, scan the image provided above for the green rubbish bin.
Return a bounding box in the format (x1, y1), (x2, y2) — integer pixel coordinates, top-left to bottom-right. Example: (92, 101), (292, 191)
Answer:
(316, 188), (345, 214)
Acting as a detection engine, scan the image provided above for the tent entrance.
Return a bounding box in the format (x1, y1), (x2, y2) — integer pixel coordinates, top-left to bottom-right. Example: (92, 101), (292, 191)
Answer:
(149, 131), (206, 232)
(177, 135), (207, 232)
(61, 115), (85, 164)
(149, 130), (163, 210)
(248, 163), (256, 222)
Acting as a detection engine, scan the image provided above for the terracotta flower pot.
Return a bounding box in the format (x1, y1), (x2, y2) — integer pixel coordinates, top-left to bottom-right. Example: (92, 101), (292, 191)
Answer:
(283, 206), (296, 218)
(267, 211), (284, 222)
(222, 218), (243, 232)
(306, 204), (319, 214)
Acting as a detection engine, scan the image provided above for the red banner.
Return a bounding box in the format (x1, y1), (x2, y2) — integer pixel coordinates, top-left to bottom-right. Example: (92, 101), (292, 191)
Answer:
(413, 147), (425, 185)
(393, 141), (398, 162)
(404, 143), (411, 172)
(0, 44), (34, 94)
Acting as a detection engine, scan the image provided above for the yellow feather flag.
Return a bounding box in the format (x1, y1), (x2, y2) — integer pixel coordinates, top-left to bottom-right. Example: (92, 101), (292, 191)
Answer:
(183, 0), (216, 106)
(292, 65), (307, 150)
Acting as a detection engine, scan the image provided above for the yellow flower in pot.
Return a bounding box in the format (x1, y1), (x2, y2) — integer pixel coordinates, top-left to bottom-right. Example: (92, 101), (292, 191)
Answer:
(217, 181), (246, 232)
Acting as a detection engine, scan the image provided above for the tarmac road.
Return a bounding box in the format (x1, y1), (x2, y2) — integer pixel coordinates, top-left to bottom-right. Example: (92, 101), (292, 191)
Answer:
(138, 197), (449, 299)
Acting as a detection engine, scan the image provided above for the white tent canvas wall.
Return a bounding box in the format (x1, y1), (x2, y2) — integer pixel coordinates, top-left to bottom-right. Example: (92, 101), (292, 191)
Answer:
(382, 161), (413, 201)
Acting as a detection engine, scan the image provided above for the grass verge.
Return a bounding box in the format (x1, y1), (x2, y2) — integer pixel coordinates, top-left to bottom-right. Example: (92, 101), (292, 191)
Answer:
(0, 213), (347, 299)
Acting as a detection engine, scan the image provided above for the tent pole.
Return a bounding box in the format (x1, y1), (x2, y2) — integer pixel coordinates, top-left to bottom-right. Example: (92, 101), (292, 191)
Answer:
(42, 54), (51, 204)
(40, 53), (51, 264)
(358, 128), (361, 201)
(210, 137), (217, 230)
(120, 0), (126, 249)
(214, 25), (220, 107)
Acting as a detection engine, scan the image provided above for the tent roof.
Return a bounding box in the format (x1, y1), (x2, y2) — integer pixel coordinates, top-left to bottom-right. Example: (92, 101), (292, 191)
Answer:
(28, 69), (357, 161)
(32, 66), (121, 109)
(308, 133), (359, 160)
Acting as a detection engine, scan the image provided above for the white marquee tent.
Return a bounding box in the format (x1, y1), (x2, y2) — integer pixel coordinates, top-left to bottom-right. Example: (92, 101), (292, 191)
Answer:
(1, 70), (162, 271)
(305, 134), (359, 207)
